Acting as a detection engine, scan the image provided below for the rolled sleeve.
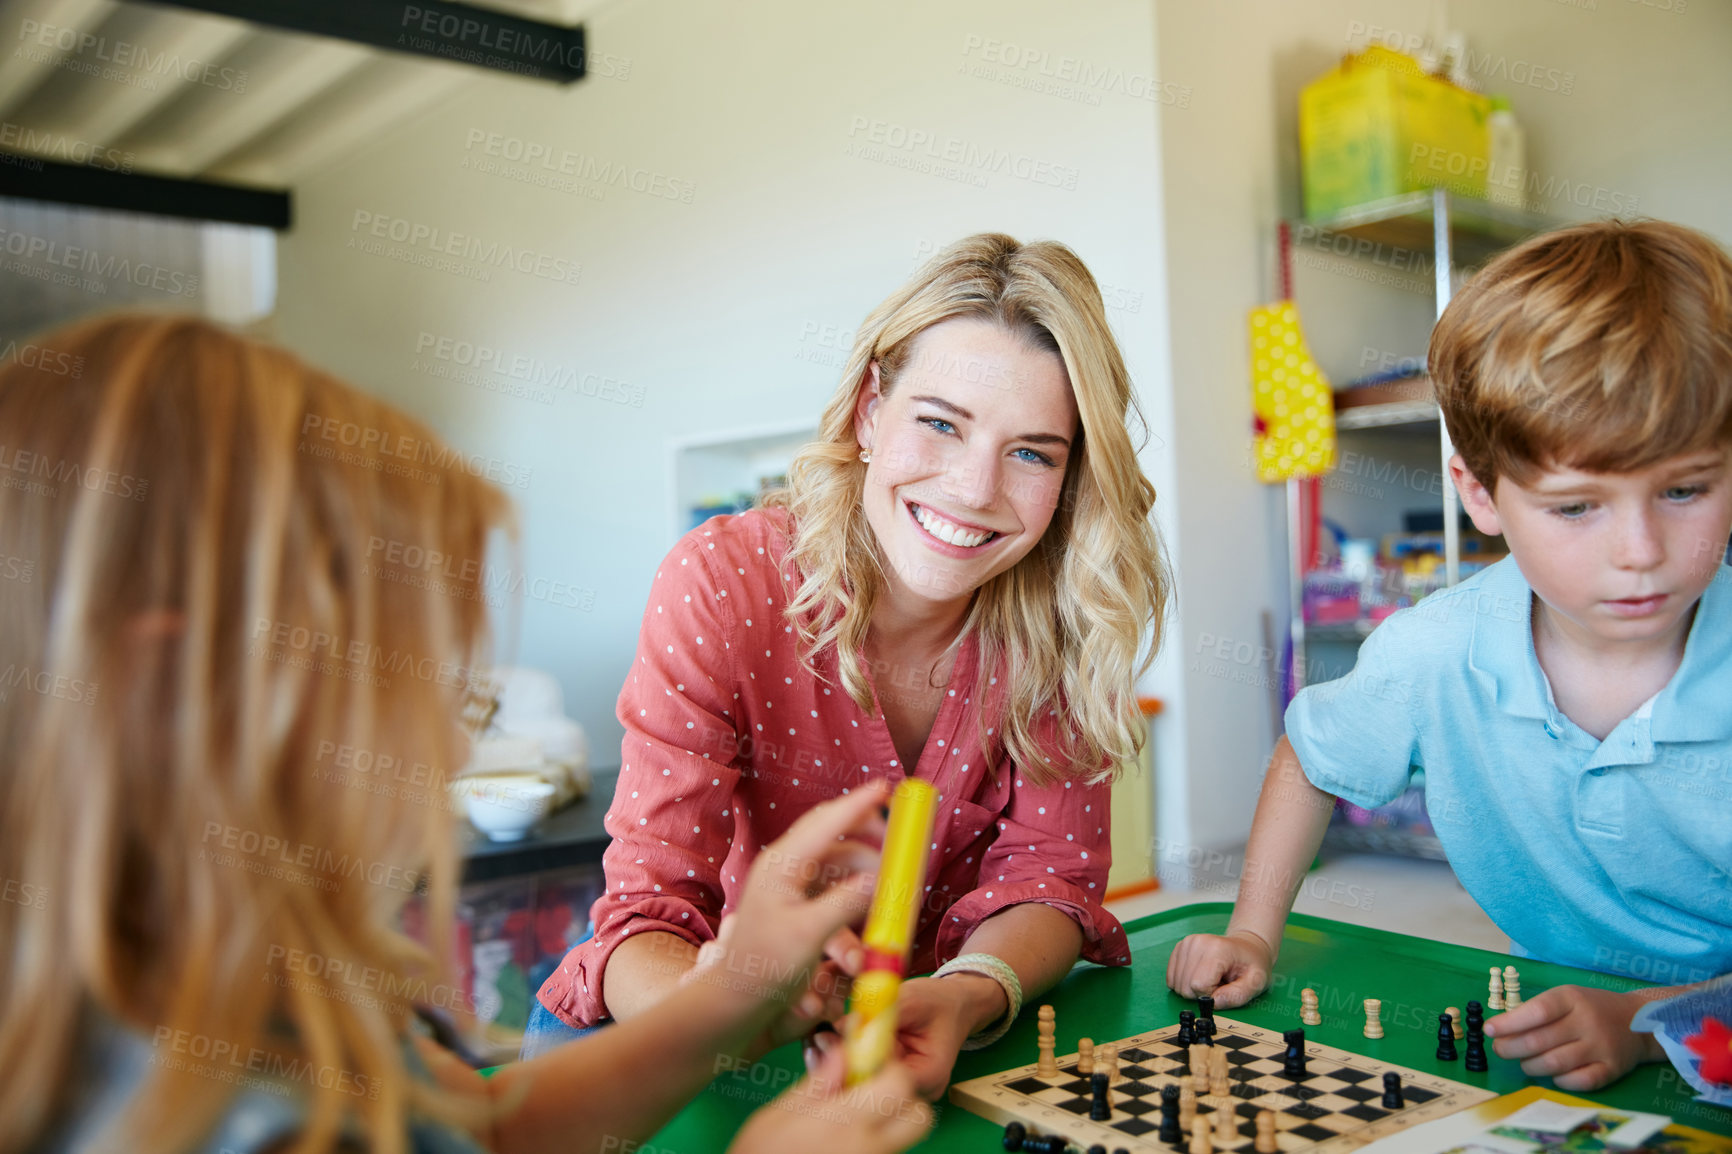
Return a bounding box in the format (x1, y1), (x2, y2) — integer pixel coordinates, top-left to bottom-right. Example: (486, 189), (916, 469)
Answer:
(1284, 614), (1422, 810)
(936, 763), (1130, 968)
(537, 530), (744, 1026)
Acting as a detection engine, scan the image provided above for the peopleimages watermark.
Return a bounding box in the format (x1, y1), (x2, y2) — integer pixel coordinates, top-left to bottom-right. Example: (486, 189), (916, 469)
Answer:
(0, 120), (132, 171)
(1344, 22), (1576, 96)
(462, 129), (696, 204)
(0, 223), (199, 297)
(0, 442), (149, 502)
(264, 944), (484, 1015)
(150, 1026), (378, 1100)
(15, 18), (249, 95)
(845, 115), (1080, 191)
(0, 338), (84, 377)
(2, 876), (48, 911)
(958, 34), (1191, 109)
(199, 821), (422, 894)
(346, 210), (582, 288)
(363, 534), (598, 613)
(298, 413), (534, 490)
(412, 330), (645, 408)
(0, 663), (99, 706)
(248, 615), (491, 693)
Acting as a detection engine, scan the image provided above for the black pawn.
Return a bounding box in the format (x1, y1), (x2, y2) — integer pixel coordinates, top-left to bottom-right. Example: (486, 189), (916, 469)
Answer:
(1090, 1147), (1107, 1154)
(1028, 1137), (1068, 1154)
(1436, 1013), (1458, 1061)
(1159, 1083), (1183, 1143)
(1381, 1071), (1405, 1109)
(1196, 1015), (1216, 1046)
(1092, 1072), (1112, 1121)
(1177, 1010), (1196, 1046)
(1003, 1121), (1027, 1151)
(1198, 994), (1216, 1027)
(1283, 1028), (1308, 1077)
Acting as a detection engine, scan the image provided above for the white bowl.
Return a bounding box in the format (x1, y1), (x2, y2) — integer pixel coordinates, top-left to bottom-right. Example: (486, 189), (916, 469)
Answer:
(453, 774), (557, 841)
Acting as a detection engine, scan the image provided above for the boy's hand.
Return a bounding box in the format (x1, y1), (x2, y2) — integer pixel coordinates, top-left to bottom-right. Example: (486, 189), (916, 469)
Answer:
(687, 782), (888, 1030)
(729, 1037), (932, 1154)
(1485, 985), (1662, 1091)
(1165, 930), (1276, 1009)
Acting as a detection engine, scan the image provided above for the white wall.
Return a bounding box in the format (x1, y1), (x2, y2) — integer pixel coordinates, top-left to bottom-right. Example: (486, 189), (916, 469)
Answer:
(275, 0), (1181, 806)
(1151, 0), (1732, 865)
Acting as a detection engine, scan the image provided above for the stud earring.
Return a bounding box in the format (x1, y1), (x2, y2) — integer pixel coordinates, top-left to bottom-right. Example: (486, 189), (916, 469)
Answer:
(859, 449), (872, 463)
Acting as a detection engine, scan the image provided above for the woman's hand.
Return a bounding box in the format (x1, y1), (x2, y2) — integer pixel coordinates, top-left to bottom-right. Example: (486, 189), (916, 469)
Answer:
(729, 1039), (931, 1154)
(879, 974), (1001, 1100)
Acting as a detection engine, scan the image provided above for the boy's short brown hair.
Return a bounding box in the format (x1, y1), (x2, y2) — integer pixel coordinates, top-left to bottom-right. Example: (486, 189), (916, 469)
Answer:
(1430, 219), (1732, 492)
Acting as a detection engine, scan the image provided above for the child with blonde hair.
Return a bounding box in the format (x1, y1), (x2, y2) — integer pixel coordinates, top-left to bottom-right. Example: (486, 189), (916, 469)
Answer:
(0, 314), (928, 1154)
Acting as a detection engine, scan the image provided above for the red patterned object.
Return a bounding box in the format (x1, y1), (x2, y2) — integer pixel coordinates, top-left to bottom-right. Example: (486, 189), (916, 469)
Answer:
(1683, 1016), (1732, 1085)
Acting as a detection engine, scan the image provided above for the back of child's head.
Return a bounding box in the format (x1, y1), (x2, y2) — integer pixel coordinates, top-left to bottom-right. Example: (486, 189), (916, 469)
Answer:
(0, 313), (512, 1154)
(1430, 218), (1732, 493)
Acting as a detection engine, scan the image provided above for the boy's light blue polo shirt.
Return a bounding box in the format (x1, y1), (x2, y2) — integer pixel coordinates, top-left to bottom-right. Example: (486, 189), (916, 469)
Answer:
(1286, 557), (1732, 987)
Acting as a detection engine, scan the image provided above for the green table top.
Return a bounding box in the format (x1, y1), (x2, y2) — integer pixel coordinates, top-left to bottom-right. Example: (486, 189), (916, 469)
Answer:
(649, 902), (1731, 1150)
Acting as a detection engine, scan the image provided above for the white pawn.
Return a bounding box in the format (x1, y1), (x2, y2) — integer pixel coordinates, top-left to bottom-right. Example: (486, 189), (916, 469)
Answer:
(1192, 1114), (1214, 1154)
(1504, 966), (1522, 1010)
(1210, 1047), (1231, 1098)
(1216, 1097), (1239, 1146)
(1488, 966), (1504, 1011)
(1077, 1037), (1094, 1076)
(1445, 1007), (1464, 1041)
(1191, 1043), (1210, 1093)
(1300, 987), (1322, 1027)
(1179, 1083), (1198, 1129)
(1101, 1043), (1120, 1085)
(1363, 998), (1384, 1039)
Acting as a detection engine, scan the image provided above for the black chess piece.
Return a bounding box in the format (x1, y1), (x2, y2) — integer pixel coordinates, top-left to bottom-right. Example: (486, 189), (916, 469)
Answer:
(1198, 994), (1215, 1026)
(1089, 1147), (1107, 1154)
(1381, 1071), (1405, 1109)
(1092, 1072), (1112, 1122)
(1177, 1009), (1196, 1046)
(1436, 1013), (1459, 1061)
(1196, 1015), (1216, 1046)
(1464, 1001), (1489, 1072)
(1280, 1028), (1306, 1078)
(1026, 1136), (1068, 1154)
(1003, 1121), (1027, 1151)
(1158, 1083), (1182, 1144)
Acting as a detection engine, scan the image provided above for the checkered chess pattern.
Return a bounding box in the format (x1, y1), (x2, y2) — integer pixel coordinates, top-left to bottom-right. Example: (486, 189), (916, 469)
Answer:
(949, 1015), (1497, 1154)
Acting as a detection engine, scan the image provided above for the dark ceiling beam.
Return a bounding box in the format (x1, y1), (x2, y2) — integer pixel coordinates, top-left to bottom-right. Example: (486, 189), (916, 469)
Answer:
(0, 152), (291, 229)
(123, 0), (586, 83)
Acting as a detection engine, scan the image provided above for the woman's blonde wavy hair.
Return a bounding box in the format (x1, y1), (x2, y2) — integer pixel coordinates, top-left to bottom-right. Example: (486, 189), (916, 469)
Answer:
(769, 234), (1169, 785)
(0, 314), (512, 1154)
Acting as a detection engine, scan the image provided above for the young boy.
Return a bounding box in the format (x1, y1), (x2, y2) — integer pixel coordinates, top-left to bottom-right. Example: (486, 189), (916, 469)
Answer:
(1168, 219), (1732, 1092)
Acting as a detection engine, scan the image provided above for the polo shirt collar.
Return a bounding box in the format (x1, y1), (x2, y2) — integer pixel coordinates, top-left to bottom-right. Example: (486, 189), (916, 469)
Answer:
(1465, 557), (1551, 722)
(1652, 564), (1732, 742)
(1466, 557), (1732, 742)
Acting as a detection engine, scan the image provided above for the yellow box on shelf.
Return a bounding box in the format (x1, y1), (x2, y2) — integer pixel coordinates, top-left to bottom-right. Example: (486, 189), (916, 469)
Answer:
(1300, 45), (1493, 220)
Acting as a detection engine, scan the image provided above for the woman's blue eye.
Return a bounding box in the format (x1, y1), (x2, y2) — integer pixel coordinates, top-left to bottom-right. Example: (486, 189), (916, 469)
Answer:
(919, 416), (955, 436)
(1015, 447), (1056, 467)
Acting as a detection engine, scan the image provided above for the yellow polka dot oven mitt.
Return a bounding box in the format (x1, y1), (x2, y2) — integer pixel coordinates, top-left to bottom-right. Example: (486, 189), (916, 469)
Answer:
(1250, 301), (1336, 481)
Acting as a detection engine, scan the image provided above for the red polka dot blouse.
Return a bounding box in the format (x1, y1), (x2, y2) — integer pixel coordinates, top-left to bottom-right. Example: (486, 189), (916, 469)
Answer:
(535, 508), (1129, 1027)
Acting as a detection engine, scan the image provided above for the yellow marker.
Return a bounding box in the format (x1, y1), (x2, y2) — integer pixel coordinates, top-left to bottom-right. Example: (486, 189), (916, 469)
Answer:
(842, 778), (938, 1084)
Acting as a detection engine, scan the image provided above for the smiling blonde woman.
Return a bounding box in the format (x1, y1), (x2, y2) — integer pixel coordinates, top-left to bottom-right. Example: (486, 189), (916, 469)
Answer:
(530, 234), (1170, 1098)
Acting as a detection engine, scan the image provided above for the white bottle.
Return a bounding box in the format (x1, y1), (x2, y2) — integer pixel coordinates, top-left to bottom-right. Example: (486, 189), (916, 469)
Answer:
(1487, 97), (1526, 209)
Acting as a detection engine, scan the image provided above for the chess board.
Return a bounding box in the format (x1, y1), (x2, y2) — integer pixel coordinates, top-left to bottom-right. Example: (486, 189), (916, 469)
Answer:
(949, 1015), (1496, 1154)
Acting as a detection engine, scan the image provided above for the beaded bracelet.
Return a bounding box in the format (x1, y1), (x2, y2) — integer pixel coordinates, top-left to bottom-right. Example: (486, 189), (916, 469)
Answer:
(933, 952), (1024, 1050)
